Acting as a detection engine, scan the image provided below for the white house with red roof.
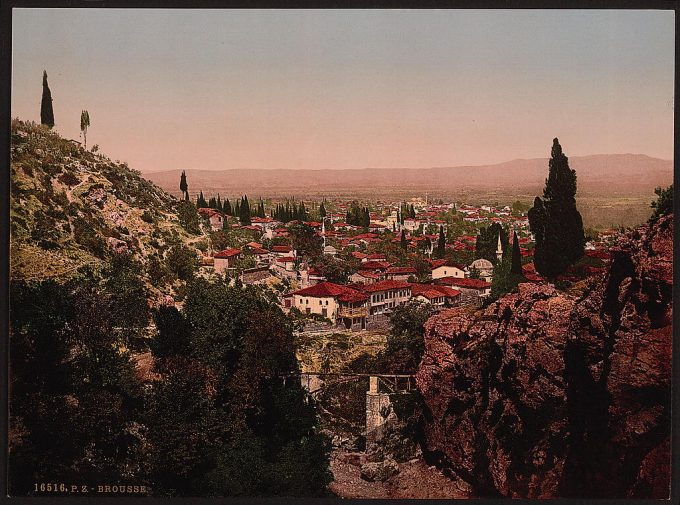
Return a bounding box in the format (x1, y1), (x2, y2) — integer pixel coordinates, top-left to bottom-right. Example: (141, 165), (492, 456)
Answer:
(271, 245), (294, 258)
(409, 283), (461, 308)
(197, 208), (225, 231)
(385, 266), (417, 282)
(361, 280), (412, 316)
(291, 282), (369, 330)
(213, 248), (241, 274)
(431, 261), (467, 280)
(434, 277), (491, 304)
(349, 270), (382, 285)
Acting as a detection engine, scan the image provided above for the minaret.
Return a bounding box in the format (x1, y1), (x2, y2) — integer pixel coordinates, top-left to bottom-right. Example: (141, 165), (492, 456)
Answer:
(496, 232), (503, 262)
(322, 218), (326, 250)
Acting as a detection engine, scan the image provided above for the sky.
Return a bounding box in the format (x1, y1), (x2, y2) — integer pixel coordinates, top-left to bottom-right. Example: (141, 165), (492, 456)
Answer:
(11, 9), (675, 173)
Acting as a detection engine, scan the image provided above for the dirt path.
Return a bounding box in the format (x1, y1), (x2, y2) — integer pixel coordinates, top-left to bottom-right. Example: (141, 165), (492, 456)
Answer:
(328, 450), (471, 499)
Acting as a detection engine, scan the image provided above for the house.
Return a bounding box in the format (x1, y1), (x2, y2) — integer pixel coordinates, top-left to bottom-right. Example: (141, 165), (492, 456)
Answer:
(361, 280), (412, 316)
(273, 256), (297, 272)
(385, 266), (417, 282)
(434, 277), (491, 304)
(349, 270), (382, 285)
(213, 248), (241, 274)
(431, 262), (466, 280)
(409, 283), (461, 308)
(363, 253), (387, 262)
(197, 208), (224, 231)
(249, 247), (271, 265)
(240, 265), (274, 285)
(291, 282), (369, 330)
(271, 245), (294, 257)
(359, 260), (392, 272)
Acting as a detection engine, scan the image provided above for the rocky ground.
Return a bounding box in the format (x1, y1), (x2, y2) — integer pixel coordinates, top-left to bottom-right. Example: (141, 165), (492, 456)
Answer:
(416, 214), (673, 498)
(329, 449), (471, 499)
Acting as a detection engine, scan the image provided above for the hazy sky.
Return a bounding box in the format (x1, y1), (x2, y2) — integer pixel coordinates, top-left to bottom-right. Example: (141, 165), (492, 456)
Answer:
(12, 9), (675, 172)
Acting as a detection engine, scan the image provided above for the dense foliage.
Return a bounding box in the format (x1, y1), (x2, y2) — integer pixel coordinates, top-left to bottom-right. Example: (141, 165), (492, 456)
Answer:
(9, 269), (331, 497)
(650, 184), (673, 223)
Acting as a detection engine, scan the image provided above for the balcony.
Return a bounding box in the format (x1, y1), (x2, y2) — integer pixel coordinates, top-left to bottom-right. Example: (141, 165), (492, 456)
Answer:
(338, 307), (368, 318)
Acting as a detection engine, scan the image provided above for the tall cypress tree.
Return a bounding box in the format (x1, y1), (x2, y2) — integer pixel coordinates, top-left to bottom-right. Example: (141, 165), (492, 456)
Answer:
(436, 225), (446, 258)
(319, 202), (326, 218)
(179, 171), (188, 201)
(511, 231), (523, 275)
(400, 230), (408, 250)
(528, 138), (585, 279)
(40, 71), (55, 128)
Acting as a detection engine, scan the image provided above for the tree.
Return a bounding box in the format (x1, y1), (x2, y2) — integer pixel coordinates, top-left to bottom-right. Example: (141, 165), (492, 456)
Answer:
(528, 138), (585, 279)
(289, 222), (322, 258)
(383, 300), (436, 373)
(80, 110), (90, 150)
(511, 230), (523, 275)
(475, 222), (508, 265)
(319, 201), (326, 218)
(177, 200), (201, 235)
(400, 230), (407, 250)
(40, 70), (55, 128)
(436, 225), (446, 258)
(150, 307), (192, 361)
(179, 171), (189, 201)
(650, 185), (673, 223)
(239, 196), (252, 225)
(167, 244), (198, 281)
(490, 254), (524, 300)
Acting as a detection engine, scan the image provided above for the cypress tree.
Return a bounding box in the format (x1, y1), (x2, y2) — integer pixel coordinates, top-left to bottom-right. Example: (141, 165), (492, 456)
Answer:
(436, 225), (446, 258)
(528, 138), (585, 279)
(400, 230), (408, 250)
(40, 70), (55, 128)
(511, 231), (523, 275)
(319, 202), (326, 218)
(216, 194), (222, 211)
(179, 171), (188, 200)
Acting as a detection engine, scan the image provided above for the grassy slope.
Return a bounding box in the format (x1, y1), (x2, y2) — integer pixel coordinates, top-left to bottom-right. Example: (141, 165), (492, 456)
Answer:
(10, 119), (203, 282)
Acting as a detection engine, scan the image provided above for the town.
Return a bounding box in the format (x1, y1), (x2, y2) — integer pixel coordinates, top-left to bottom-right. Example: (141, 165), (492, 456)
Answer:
(183, 176), (614, 334)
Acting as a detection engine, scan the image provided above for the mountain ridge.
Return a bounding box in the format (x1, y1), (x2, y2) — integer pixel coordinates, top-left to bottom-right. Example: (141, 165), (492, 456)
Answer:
(144, 153), (672, 196)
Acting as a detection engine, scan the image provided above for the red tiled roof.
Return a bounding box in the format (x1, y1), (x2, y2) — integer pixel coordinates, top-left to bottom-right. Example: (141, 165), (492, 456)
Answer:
(245, 241), (263, 249)
(272, 245), (292, 252)
(386, 266), (417, 275)
(428, 259), (448, 269)
(359, 261), (392, 270)
(214, 248), (241, 259)
(432, 261), (466, 271)
(198, 208), (222, 217)
(354, 271), (381, 279)
(435, 277), (490, 289)
(292, 282), (367, 303)
(276, 256), (295, 263)
(250, 247), (269, 255)
(366, 253), (386, 260)
(351, 251), (368, 259)
(361, 279), (411, 293)
(410, 283), (461, 300)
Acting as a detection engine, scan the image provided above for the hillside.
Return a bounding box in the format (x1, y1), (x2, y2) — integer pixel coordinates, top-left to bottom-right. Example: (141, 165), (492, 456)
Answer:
(10, 119), (203, 283)
(145, 154), (672, 198)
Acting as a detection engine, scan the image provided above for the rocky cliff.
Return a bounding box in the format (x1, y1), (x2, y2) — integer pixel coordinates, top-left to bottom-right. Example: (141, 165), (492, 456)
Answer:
(416, 214), (672, 498)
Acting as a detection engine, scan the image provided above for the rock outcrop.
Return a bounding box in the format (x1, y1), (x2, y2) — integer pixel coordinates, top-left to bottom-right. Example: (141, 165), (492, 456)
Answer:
(416, 215), (672, 498)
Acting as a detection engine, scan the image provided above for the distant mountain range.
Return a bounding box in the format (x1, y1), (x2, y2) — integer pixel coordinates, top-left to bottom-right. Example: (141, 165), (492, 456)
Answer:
(145, 154), (673, 198)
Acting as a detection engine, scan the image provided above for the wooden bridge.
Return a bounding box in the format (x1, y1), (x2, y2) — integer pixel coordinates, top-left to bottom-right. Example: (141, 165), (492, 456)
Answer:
(280, 372), (416, 396)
